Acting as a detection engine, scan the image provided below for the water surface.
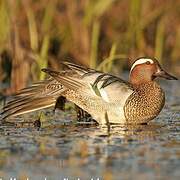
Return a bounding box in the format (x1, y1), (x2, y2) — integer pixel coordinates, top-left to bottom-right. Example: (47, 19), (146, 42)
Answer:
(0, 80), (179, 180)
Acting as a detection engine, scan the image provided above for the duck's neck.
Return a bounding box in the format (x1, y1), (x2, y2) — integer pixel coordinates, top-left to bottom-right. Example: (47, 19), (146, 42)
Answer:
(132, 81), (158, 90)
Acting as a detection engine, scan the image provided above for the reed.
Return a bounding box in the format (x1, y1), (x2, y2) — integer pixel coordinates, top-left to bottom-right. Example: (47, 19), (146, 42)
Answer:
(0, 0), (179, 94)
(0, 0), (10, 52)
(25, 4), (38, 52)
(90, 21), (100, 68)
(155, 18), (165, 63)
(172, 26), (180, 63)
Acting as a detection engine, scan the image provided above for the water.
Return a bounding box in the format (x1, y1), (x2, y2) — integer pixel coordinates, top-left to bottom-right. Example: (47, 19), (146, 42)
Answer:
(0, 80), (179, 180)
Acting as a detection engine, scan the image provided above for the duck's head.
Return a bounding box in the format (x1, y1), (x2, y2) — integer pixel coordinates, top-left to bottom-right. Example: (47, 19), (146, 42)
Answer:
(129, 57), (178, 85)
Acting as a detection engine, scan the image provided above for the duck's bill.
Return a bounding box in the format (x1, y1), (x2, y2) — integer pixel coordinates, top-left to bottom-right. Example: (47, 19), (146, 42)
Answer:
(154, 70), (178, 80)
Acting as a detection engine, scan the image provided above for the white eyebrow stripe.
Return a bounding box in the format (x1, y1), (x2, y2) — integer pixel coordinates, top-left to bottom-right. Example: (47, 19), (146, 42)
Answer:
(130, 58), (154, 73)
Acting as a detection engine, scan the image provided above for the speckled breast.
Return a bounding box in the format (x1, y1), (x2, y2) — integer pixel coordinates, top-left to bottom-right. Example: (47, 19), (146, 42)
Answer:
(124, 82), (165, 124)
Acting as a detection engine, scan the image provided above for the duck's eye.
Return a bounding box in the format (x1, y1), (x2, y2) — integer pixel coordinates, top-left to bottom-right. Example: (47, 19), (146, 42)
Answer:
(146, 61), (151, 65)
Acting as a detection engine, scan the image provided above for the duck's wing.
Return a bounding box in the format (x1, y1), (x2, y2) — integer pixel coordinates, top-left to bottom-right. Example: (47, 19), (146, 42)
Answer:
(42, 65), (134, 106)
(1, 62), (133, 120)
(63, 62), (134, 104)
(1, 78), (65, 120)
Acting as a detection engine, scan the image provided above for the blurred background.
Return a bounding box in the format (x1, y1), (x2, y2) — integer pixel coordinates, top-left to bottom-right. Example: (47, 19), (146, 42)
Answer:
(0, 0), (179, 95)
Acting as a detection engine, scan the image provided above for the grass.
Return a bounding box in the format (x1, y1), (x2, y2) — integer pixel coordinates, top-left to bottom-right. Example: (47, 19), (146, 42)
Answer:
(155, 18), (165, 63)
(97, 43), (127, 72)
(90, 20), (100, 68)
(0, 0), (179, 94)
(0, 0), (10, 51)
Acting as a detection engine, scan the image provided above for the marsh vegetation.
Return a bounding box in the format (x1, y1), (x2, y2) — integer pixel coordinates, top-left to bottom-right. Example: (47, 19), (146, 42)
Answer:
(0, 1), (179, 179)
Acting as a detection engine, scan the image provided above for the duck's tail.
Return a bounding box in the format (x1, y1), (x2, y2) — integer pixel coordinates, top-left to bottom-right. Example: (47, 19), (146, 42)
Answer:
(1, 78), (64, 120)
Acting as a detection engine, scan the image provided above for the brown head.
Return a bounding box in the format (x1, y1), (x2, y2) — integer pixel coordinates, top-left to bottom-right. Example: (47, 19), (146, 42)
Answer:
(129, 57), (178, 86)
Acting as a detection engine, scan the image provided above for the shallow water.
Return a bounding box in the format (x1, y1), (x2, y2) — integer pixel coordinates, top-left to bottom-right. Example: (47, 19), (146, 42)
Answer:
(0, 80), (179, 180)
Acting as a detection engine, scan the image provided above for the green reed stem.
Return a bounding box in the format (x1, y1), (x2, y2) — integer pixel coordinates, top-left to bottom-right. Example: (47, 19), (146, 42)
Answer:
(26, 6), (38, 52)
(97, 54), (127, 71)
(90, 21), (100, 68)
(155, 19), (165, 63)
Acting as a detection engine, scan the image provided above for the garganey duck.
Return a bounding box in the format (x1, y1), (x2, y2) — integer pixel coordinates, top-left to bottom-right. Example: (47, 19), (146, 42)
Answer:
(1, 57), (178, 124)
